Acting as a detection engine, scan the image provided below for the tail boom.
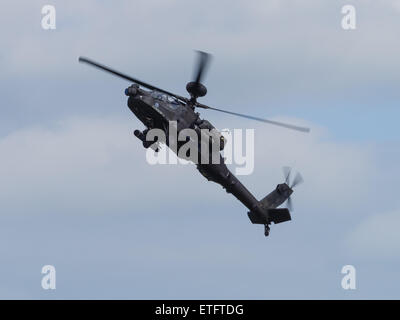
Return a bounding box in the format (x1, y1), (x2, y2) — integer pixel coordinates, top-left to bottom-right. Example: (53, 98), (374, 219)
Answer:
(196, 161), (293, 236)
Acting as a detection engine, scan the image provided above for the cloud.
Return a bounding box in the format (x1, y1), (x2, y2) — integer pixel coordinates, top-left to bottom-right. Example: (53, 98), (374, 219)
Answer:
(0, 113), (394, 299)
(347, 210), (400, 259)
(0, 116), (240, 216)
(1, 0), (400, 298)
(2, 0), (400, 101)
(0, 115), (376, 220)
(215, 117), (377, 215)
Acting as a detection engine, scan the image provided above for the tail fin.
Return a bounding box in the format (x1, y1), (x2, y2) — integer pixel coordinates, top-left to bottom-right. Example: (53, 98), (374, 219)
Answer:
(260, 183), (292, 209)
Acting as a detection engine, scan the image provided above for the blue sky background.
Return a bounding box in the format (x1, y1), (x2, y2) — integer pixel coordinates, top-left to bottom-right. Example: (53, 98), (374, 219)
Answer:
(1, 0), (400, 299)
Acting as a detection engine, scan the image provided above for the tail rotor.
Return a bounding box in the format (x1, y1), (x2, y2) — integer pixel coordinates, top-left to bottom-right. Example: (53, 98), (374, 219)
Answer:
(282, 167), (304, 211)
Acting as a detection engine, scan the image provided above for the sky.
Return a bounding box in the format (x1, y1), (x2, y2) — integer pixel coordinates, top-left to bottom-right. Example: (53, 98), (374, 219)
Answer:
(0, 0), (400, 299)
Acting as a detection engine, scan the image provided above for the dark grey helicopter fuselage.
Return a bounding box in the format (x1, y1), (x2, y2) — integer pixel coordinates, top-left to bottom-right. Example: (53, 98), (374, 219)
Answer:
(127, 88), (197, 133)
(126, 86), (293, 233)
(78, 55), (307, 236)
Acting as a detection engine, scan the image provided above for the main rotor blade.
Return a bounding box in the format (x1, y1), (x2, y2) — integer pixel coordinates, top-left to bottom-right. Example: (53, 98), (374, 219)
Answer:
(78, 57), (188, 102)
(194, 51), (211, 84)
(196, 103), (310, 133)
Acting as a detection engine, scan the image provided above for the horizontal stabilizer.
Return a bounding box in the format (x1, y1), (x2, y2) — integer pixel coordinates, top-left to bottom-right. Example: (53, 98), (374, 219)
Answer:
(268, 208), (291, 224)
(247, 208), (291, 225)
(247, 210), (268, 224)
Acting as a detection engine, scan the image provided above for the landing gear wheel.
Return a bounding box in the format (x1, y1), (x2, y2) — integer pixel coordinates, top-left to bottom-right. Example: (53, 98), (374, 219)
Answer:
(264, 224), (270, 237)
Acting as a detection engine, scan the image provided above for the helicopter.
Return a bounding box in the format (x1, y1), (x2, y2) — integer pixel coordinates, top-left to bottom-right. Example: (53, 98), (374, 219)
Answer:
(79, 51), (309, 237)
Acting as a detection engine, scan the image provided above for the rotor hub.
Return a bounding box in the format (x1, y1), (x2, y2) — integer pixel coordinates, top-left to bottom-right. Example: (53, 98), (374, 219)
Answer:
(186, 81), (207, 99)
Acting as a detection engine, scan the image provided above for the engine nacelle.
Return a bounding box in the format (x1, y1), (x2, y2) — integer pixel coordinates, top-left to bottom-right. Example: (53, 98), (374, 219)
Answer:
(125, 84), (139, 96)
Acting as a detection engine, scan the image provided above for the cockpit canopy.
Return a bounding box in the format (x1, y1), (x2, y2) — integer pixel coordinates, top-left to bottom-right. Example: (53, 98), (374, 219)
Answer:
(151, 91), (180, 104)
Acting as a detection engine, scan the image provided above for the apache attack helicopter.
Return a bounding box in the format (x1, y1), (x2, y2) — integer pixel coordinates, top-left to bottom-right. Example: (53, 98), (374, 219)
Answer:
(79, 52), (309, 237)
